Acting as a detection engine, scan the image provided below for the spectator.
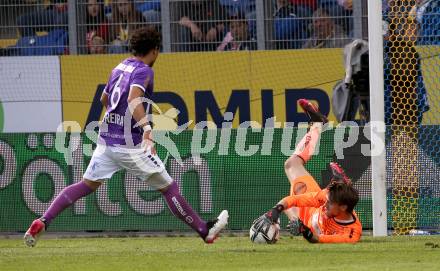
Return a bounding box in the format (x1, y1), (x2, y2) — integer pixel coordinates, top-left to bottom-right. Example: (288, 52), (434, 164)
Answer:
(16, 0), (68, 37)
(219, 0), (256, 38)
(411, 0), (439, 45)
(172, 0), (227, 51)
(384, 40), (429, 125)
(85, 0), (109, 54)
(273, 0), (312, 49)
(382, 0), (430, 125)
(302, 8), (350, 48)
(318, 0), (352, 35)
(89, 35), (106, 54)
(337, 0), (352, 10)
(217, 13), (256, 51)
(109, 0), (147, 53)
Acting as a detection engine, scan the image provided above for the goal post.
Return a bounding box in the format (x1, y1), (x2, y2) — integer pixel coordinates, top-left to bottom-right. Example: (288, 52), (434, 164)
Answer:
(369, 0), (440, 236)
(368, 0), (388, 236)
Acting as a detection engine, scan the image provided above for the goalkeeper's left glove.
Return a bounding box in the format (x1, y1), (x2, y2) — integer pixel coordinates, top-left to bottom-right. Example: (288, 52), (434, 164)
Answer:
(287, 219), (302, 236)
(265, 204), (284, 224)
(298, 220), (319, 243)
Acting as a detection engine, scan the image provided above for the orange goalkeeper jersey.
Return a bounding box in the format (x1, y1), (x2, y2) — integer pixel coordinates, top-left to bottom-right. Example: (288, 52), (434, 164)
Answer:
(283, 189), (362, 243)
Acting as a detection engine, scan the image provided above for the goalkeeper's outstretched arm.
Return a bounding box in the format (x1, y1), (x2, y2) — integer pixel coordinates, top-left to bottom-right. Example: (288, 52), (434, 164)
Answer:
(265, 190), (327, 224)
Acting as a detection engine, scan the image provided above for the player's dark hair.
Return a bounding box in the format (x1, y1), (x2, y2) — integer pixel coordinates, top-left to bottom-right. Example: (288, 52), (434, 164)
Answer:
(328, 182), (359, 213)
(129, 26), (161, 57)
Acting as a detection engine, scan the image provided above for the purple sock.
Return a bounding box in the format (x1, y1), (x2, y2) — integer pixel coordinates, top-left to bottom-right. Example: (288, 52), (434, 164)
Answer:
(42, 181), (94, 225)
(162, 182), (208, 238)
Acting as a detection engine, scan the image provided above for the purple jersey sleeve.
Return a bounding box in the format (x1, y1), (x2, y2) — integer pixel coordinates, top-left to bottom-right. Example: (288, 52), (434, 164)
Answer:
(130, 66), (154, 95)
(103, 70), (118, 95)
(103, 76), (111, 95)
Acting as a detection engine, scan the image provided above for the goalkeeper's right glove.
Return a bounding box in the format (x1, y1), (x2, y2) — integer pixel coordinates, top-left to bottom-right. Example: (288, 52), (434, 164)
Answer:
(298, 220), (318, 243)
(287, 219), (302, 236)
(265, 204), (284, 224)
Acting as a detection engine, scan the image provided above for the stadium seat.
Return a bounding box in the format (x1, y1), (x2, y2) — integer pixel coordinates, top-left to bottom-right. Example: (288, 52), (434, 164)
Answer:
(0, 38), (17, 48)
(135, 0), (161, 13)
(13, 29), (68, 56)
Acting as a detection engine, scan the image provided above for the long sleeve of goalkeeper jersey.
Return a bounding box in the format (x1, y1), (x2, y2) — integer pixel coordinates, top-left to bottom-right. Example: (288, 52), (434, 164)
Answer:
(282, 189), (328, 209)
(318, 227), (362, 243)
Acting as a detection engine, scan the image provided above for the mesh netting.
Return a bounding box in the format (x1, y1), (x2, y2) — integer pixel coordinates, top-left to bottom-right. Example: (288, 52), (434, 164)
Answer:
(0, 0), (359, 55)
(383, 0), (440, 234)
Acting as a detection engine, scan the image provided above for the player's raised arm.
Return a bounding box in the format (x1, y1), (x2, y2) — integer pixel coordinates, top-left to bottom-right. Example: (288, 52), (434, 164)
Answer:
(100, 91), (109, 109)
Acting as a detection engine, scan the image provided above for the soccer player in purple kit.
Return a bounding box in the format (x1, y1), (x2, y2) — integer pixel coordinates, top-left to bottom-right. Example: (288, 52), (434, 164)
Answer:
(24, 27), (229, 247)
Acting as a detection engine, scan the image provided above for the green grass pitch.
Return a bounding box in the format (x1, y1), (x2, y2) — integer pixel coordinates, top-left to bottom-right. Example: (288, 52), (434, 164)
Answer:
(1, 235), (439, 271)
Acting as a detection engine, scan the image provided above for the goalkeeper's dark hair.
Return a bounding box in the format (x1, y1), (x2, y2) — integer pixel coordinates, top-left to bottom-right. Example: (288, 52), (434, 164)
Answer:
(129, 26), (161, 57)
(328, 182), (359, 213)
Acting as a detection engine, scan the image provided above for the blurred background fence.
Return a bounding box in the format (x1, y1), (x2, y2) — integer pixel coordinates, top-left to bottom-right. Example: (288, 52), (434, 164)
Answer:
(0, 0), (368, 55)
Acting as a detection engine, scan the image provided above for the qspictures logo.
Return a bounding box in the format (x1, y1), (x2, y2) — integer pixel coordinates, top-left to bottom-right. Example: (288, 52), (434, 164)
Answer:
(0, 99), (4, 132)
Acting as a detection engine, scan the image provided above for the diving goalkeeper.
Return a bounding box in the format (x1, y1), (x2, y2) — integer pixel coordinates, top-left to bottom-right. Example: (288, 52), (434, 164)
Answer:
(265, 99), (362, 243)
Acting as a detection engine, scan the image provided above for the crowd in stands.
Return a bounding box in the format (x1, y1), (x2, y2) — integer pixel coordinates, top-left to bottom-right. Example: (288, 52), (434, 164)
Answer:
(0, 0), (437, 56)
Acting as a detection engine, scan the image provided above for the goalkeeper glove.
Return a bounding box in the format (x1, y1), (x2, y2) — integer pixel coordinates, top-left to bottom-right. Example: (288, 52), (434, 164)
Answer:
(298, 220), (318, 243)
(265, 204), (284, 224)
(286, 219), (302, 236)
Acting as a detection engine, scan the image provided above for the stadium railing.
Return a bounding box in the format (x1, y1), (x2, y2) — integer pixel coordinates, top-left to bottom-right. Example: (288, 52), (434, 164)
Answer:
(0, 0), (368, 55)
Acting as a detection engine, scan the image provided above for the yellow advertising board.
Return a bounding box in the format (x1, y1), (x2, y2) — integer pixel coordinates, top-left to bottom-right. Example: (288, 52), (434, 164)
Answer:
(60, 49), (347, 130)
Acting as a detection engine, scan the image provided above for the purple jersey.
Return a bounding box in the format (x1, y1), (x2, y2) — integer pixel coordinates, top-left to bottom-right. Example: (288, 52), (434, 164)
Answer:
(99, 58), (154, 147)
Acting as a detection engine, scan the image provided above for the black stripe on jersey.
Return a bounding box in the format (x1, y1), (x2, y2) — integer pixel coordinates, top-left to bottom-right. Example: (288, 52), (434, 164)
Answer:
(333, 213), (357, 226)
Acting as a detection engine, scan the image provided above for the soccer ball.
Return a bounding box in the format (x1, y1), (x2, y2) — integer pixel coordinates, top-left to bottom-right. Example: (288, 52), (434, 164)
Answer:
(249, 215), (280, 244)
